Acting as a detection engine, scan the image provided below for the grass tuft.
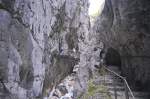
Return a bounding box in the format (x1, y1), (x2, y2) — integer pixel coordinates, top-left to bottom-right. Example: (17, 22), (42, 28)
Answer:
(79, 79), (112, 99)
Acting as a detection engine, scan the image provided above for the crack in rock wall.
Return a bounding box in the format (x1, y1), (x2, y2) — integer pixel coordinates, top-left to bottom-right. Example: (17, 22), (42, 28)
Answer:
(93, 0), (150, 91)
(0, 0), (92, 98)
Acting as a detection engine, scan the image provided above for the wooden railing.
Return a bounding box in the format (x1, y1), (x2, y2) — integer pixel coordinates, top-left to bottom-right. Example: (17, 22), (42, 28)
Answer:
(103, 66), (135, 99)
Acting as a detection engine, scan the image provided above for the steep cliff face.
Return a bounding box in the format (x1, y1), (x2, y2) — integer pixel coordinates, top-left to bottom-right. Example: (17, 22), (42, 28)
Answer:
(0, 0), (90, 98)
(94, 0), (150, 90)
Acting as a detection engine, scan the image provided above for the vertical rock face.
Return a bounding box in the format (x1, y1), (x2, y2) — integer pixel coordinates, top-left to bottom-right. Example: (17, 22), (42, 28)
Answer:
(94, 0), (150, 90)
(0, 0), (90, 98)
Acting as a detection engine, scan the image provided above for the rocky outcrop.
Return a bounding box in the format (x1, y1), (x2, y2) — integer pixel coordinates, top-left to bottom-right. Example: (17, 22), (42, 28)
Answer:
(93, 0), (150, 91)
(0, 0), (90, 98)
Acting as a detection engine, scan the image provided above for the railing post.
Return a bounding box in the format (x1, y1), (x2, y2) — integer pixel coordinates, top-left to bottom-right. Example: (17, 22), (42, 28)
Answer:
(124, 78), (129, 99)
(114, 78), (117, 99)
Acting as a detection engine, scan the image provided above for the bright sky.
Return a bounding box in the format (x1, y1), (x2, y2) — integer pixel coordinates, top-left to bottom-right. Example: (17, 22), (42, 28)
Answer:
(88, 0), (105, 16)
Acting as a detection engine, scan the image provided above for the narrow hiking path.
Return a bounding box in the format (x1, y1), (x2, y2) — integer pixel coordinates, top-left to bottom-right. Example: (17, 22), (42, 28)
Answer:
(80, 65), (150, 99)
(102, 66), (150, 99)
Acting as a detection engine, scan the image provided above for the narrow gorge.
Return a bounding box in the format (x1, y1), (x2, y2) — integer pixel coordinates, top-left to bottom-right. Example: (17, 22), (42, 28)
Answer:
(0, 0), (150, 99)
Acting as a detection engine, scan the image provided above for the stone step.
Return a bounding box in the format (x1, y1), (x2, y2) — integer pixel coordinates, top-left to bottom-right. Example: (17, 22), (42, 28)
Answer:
(102, 74), (122, 79)
(108, 86), (125, 91)
(100, 81), (123, 86)
(104, 81), (124, 87)
(107, 82), (124, 87)
(100, 75), (119, 79)
(109, 90), (125, 96)
(130, 97), (149, 99)
(100, 77), (123, 83)
(129, 91), (150, 97)
(99, 77), (123, 85)
(130, 96), (149, 99)
(109, 90), (150, 99)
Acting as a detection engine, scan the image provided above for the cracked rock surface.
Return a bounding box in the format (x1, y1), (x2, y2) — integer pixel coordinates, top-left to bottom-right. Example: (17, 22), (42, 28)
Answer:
(0, 0), (92, 98)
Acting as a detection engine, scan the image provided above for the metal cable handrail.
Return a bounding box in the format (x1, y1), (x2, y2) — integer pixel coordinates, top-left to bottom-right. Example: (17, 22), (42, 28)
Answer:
(103, 66), (135, 99)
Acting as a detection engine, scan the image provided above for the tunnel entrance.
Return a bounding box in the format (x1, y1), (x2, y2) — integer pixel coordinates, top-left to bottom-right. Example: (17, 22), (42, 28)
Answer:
(105, 48), (121, 67)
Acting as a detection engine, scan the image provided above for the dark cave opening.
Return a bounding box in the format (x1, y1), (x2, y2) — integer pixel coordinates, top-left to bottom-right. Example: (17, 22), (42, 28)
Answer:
(105, 47), (121, 67)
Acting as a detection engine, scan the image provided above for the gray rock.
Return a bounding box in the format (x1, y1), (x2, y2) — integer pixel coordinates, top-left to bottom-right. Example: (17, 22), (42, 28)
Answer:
(0, 0), (91, 98)
(93, 0), (150, 91)
(57, 85), (68, 95)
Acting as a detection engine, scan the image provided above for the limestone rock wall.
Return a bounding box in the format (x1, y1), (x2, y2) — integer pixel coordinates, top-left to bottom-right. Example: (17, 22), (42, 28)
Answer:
(0, 0), (90, 98)
(93, 0), (150, 90)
